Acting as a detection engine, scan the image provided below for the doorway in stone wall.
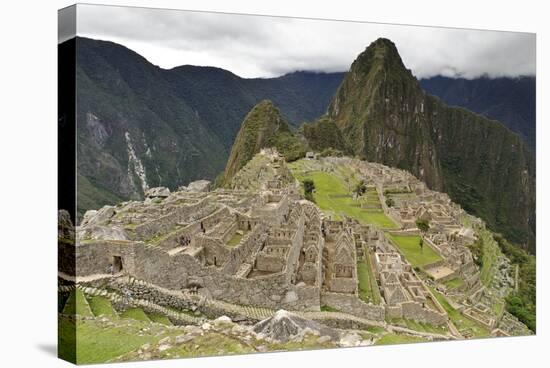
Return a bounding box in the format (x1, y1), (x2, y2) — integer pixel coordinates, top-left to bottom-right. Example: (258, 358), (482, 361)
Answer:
(112, 256), (123, 274)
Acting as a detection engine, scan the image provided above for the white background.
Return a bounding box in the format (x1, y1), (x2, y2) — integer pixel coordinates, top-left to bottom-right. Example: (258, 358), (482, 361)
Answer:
(0, 0), (547, 367)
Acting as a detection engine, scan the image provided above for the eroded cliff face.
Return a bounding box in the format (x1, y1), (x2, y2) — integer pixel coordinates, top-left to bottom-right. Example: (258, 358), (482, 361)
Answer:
(328, 38), (535, 251)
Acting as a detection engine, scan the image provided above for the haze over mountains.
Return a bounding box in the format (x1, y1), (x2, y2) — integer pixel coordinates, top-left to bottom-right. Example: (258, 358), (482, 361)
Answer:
(73, 36), (535, 252)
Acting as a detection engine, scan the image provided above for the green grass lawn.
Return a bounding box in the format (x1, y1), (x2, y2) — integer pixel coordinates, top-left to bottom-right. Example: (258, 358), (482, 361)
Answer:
(388, 234), (442, 268)
(62, 289), (93, 317)
(357, 260), (375, 304)
(59, 315), (179, 364)
(374, 333), (428, 345)
(479, 230), (501, 287)
(357, 254), (382, 304)
(227, 232), (244, 247)
(290, 167), (397, 229)
(88, 296), (118, 317)
(120, 308), (151, 322)
(429, 287), (490, 338)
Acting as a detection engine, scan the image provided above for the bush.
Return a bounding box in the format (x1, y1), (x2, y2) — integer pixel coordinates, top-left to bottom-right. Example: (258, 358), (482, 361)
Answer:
(303, 179), (316, 203)
(354, 180), (367, 197)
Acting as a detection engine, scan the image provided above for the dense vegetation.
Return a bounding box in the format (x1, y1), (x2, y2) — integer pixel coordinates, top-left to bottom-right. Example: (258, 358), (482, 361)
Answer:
(301, 117), (350, 154)
(420, 75), (535, 150)
(493, 233), (536, 332)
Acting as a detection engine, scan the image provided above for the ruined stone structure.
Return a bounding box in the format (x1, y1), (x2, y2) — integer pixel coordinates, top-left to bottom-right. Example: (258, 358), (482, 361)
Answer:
(59, 150), (530, 334)
(59, 150), (381, 321)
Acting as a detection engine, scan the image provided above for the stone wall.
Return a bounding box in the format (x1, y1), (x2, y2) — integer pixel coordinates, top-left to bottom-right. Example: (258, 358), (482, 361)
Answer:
(65, 240), (137, 276)
(384, 301), (447, 326)
(221, 224), (267, 275)
(320, 292), (385, 321)
(71, 237), (321, 311)
(156, 222), (202, 250)
(134, 198), (212, 240)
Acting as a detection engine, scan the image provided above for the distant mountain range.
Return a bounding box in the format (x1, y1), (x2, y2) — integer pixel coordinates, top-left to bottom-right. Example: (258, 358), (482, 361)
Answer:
(72, 36), (535, 252)
(420, 76), (536, 150)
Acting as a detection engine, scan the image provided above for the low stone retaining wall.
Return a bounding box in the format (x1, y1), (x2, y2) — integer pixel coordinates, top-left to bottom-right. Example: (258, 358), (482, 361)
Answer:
(385, 302), (447, 326)
(320, 292), (385, 321)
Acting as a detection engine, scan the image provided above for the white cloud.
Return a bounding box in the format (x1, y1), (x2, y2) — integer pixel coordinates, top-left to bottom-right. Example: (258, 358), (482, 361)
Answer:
(76, 4), (536, 79)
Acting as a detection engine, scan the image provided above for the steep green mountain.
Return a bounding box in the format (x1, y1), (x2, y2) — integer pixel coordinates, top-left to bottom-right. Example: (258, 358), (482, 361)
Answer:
(327, 38), (536, 252)
(301, 117), (350, 154)
(75, 37), (344, 218)
(420, 76), (536, 150)
(223, 100), (306, 183)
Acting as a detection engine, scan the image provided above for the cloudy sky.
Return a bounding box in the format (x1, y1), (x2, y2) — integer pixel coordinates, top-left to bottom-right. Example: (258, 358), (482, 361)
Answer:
(75, 4), (536, 79)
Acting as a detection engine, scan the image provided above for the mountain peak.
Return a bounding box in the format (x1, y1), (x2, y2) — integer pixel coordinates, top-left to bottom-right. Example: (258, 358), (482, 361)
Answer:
(327, 38), (418, 124)
(351, 38), (410, 78)
(222, 100), (305, 184)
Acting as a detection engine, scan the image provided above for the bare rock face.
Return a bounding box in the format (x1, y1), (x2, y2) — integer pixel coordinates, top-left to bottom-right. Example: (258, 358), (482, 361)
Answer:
(253, 310), (339, 343)
(145, 187), (171, 198)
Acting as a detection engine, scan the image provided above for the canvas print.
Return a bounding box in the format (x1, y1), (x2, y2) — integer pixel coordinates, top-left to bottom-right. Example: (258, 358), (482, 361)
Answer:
(57, 4), (536, 364)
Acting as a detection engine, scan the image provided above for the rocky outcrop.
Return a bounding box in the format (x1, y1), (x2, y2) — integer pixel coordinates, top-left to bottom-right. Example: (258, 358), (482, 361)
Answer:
(179, 180), (211, 193)
(145, 187), (170, 199)
(253, 310), (339, 343)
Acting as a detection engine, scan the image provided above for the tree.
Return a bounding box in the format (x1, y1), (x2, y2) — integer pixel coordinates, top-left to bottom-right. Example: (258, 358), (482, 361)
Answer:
(416, 218), (430, 251)
(303, 179), (315, 195)
(416, 218), (430, 233)
(385, 197), (395, 207)
(303, 179), (316, 203)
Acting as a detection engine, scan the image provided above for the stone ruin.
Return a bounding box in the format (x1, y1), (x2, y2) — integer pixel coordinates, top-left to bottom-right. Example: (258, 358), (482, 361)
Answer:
(59, 149), (530, 336)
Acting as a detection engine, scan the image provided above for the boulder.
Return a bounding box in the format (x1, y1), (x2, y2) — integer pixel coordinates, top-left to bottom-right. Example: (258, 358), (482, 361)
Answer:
(145, 187), (170, 198)
(339, 332), (362, 347)
(181, 180), (211, 193)
(253, 310), (339, 343)
(81, 206), (116, 226)
(77, 225), (128, 241)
